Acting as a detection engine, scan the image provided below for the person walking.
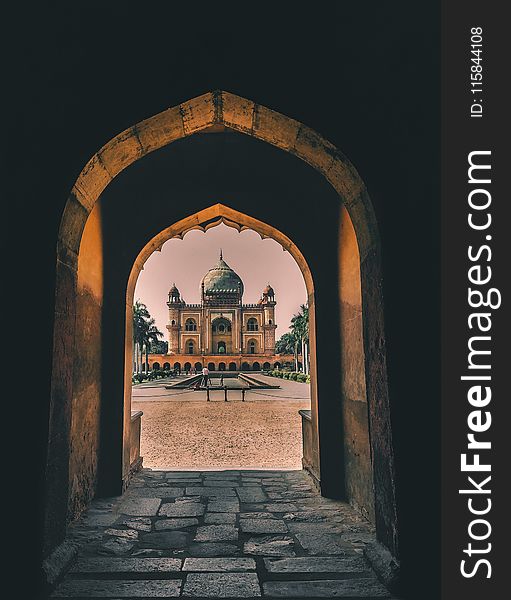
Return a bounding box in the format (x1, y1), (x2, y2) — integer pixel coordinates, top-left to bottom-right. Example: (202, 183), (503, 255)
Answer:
(201, 365), (210, 387)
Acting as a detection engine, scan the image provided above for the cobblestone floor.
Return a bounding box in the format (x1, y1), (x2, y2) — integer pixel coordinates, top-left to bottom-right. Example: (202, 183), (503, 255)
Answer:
(52, 469), (393, 598)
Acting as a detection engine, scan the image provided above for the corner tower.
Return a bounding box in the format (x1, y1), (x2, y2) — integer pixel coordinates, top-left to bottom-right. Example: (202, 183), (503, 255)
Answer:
(261, 284), (277, 354)
(166, 283), (183, 353)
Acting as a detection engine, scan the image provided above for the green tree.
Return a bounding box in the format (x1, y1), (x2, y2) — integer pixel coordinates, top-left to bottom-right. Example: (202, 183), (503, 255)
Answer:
(150, 339), (168, 354)
(133, 300), (164, 374)
(275, 332), (297, 355)
(291, 304), (309, 374)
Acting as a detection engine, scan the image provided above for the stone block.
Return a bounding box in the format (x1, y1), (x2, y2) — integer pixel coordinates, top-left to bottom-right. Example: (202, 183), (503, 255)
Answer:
(104, 528), (139, 540)
(203, 480), (239, 487)
(287, 522), (344, 534)
(236, 488), (267, 503)
(136, 105), (184, 154)
(73, 154), (111, 212)
(239, 519), (287, 534)
(183, 557), (256, 572)
(207, 500), (239, 513)
(252, 104), (300, 151)
(122, 517), (152, 532)
(185, 487), (235, 497)
(118, 497), (161, 516)
(325, 155), (364, 205)
(221, 92), (255, 133)
(130, 486), (184, 498)
(188, 543), (240, 557)
(140, 531), (190, 549)
(240, 512), (277, 520)
(99, 538), (135, 555)
(181, 92), (216, 135)
(204, 512), (237, 525)
(262, 578), (389, 598)
(165, 472), (200, 479)
(294, 125), (336, 174)
(99, 127), (143, 179)
(244, 536), (295, 557)
(70, 557), (182, 573)
(295, 533), (355, 556)
(154, 518), (199, 530)
(183, 572), (261, 598)
(59, 194), (89, 255)
(159, 502), (205, 517)
(52, 579), (181, 597)
(263, 556), (370, 574)
(263, 503), (298, 513)
(194, 525), (238, 542)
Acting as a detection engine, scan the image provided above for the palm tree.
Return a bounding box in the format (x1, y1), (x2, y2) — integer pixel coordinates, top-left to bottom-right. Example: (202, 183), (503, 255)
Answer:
(291, 304), (309, 374)
(144, 320), (164, 373)
(132, 301), (163, 374)
(133, 301), (149, 374)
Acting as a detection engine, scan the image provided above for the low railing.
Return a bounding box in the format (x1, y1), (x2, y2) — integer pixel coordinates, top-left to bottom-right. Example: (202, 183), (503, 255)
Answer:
(130, 411), (143, 473)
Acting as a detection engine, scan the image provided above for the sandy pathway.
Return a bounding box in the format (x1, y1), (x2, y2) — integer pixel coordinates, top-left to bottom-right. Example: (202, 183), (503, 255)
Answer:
(132, 376), (310, 470)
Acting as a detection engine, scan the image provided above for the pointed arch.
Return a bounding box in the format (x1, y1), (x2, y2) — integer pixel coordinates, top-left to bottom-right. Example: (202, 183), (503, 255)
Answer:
(48, 91), (397, 562)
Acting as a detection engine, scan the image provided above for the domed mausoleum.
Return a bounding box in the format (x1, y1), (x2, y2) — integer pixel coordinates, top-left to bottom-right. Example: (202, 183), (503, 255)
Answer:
(149, 252), (290, 372)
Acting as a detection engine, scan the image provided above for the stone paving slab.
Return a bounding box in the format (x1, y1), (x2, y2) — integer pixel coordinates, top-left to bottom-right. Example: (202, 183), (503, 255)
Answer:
(194, 525), (239, 542)
(52, 579), (182, 597)
(70, 557), (182, 573)
(263, 503), (298, 512)
(54, 469), (388, 599)
(239, 518), (287, 534)
(263, 556), (370, 574)
(130, 486), (184, 497)
(287, 522), (344, 534)
(203, 480), (241, 487)
(244, 536), (296, 557)
(188, 543), (241, 557)
(81, 511), (119, 527)
(122, 517), (152, 532)
(295, 533), (357, 556)
(165, 472), (201, 479)
(207, 500), (240, 512)
(159, 502), (205, 517)
(183, 558), (256, 572)
(140, 531), (190, 549)
(236, 488), (268, 503)
(186, 487), (236, 497)
(154, 518), (199, 530)
(117, 497), (162, 516)
(262, 578), (390, 598)
(204, 512), (237, 524)
(104, 528), (139, 540)
(183, 572), (261, 597)
(99, 538), (136, 555)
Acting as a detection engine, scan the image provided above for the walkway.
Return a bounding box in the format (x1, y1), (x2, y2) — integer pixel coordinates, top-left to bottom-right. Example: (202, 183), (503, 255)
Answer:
(52, 469), (393, 598)
(132, 376), (310, 470)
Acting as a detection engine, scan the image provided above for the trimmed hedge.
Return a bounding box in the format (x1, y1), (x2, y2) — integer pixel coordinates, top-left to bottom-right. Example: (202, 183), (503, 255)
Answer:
(132, 369), (176, 385)
(267, 369), (310, 384)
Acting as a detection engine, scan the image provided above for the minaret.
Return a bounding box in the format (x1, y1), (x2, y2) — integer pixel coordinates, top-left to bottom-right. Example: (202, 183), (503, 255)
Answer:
(166, 283), (183, 354)
(261, 284), (277, 354)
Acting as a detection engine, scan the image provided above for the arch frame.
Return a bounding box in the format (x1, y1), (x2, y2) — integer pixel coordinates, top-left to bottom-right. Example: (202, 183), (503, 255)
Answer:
(48, 90), (398, 559)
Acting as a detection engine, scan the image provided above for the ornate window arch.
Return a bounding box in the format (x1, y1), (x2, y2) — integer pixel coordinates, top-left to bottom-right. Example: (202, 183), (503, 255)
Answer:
(247, 318), (258, 331)
(185, 318), (197, 331)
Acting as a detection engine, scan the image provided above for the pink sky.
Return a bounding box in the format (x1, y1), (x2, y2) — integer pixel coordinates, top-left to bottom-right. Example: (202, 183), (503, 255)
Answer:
(134, 224), (307, 341)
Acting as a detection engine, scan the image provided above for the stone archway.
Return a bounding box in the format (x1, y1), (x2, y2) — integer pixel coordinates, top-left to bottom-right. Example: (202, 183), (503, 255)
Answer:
(48, 91), (397, 561)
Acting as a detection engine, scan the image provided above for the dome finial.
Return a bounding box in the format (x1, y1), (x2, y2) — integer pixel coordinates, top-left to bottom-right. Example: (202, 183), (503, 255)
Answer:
(220, 248), (223, 260)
